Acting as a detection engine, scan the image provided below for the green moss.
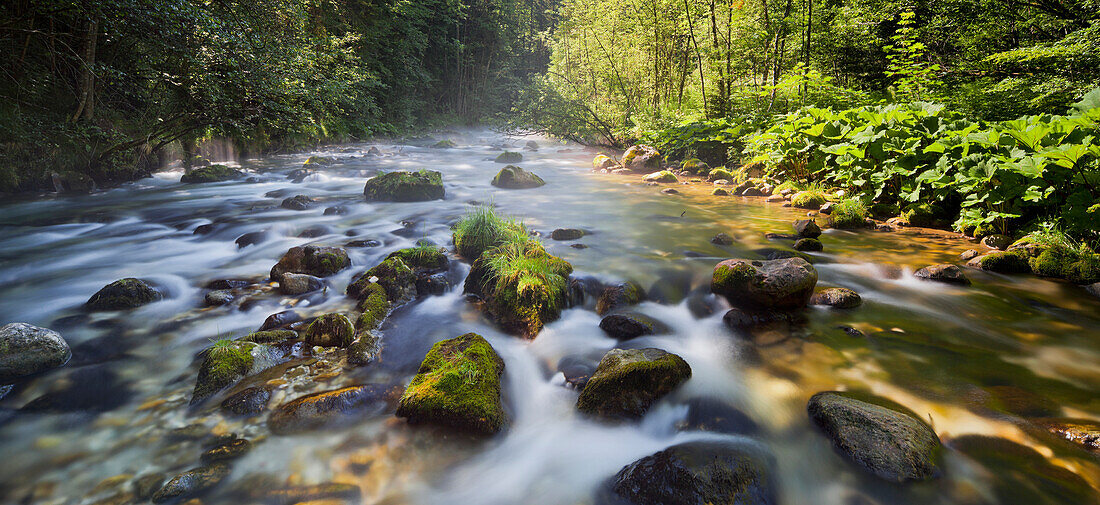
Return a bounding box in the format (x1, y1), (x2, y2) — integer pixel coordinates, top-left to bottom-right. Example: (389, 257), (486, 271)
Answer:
(901, 203), (943, 227)
(495, 151), (523, 163)
(431, 140), (457, 148)
(270, 245), (350, 280)
(831, 198), (868, 229)
(238, 330), (297, 344)
(707, 167), (734, 181)
(792, 190), (827, 209)
(452, 206), (528, 259)
(304, 313), (355, 348)
(1030, 246), (1076, 278)
(622, 150), (638, 166)
(681, 158), (708, 174)
(363, 170), (444, 201)
(774, 180), (805, 193)
(642, 170), (678, 183)
(85, 278), (162, 310)
(355, 283), (390, 331)
(491, 165), (545, 189)
(593, 154), (616, 170)
(977, 250), (1032, 274)
(482, 241), (573, 337)
(180, 164), (242, 184)
(347, 257), (416, 303)
(711, 262), (758, 292)
(1067, 253), (1100, 284)
(711, 188), (729, 196)
(386, 246), (448, 271)
(193, 340), (254, 403)
(575, 348), (692, 420)
(303, 156), (335, 166)
(396, 332), (506, 434)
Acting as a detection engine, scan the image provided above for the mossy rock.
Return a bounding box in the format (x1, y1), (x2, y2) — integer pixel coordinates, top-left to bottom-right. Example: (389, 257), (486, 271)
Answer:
(495, 151), (523, 163)
(595, 281), (646, 315)
(793, 237), (823, 252)
(612, 441), (776, 505)
(481, 244), (573, 338)
(180, 164), (242, 184)
(707, 168), (733, 182)
(791, 191), (827, 209)
(270, 245), (350, 281)
(711, 258), (818, 310)
(191, 341), (257, 404)
(385, 246), (449, 271)
(680, 158), (709, 174)
(237, 330), (297, 344)
(431, 140), (457, 148)
(86, 278), (162, 311)
(491, 165), (545, 189)
(1067, 253), (1100, 285)
(973, 250), (1032, 274)
(363, 170), (444, 202)
(354, 283), (391, 332)
(303, 156), (335, 166)
(642, 170), (678, 183)
(347, 257), (416, 304)
(1030, 246), (1076, 279)
(711, 188), (729, 196)
(452, 207), (529, 260)
(808, 391), (942, 482)
(304, 313), (355, 348)
(809, 287), (861, 308)
(621, 145), (660, 172)
(593, 154), (618, 171)
(576, 348), (691, 420)
(396, 333), (506, 435)
(900, 203), (944, 228)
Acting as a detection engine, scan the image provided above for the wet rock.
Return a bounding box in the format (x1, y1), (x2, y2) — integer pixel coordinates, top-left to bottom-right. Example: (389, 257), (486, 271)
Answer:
(200, 437), (252, 464)
(256, 483), (361, 505)
(914, 264), (970, 285)
(269, 384), (395, 434)
(303, 155), (335, 166)
(721, 307), (802, 332)
(981, 385), (1059, 417)
(220, 386), (272, 416)
(347, 257), (416, 305)
(132, 474), (166, 501)
(807, 391), (942, 482)
(495, 151), (523, 163)
(1088, 282), (1100, 299)
(1034, 418), (1100, 452)
(711, 257), (818, 310)
(741, 187), (764, 197)
(287, 168), (313, 183)
(235, 230), (267, 248)
(279, 273), (324, 295)
(968, 250), (1031, 274)
(711, 233), (733, 245)
(621, 145), (660, 172)
(270, 245), (350, 281)
(793, 238), (822, 251)
(431, 139), (457, 148)
(363, 170), (444, 201)
(259, 310), (301, 331)
(711, 188), (729, 196)
(950, 435), (1094, 505)
(297, 225), (332, 238)
(345, 239), (381, 248)
(810, 288), (862, 309)
(679, 398), (760, 435)
(206, 279), (250, 290)
(303, 313), (355, 348)
(576, 348), (691, 420)
(557, 355), (597, 390)
(959, 249), (981, 261)
(595, 281), (646, 315)
(793, 219), (821, 238)
(981, 234), (1012, 250)
(180, 165), (242, 184)
(151, 464), (230, 503)
(593, 154), (619, 171)
(416, 272), (450, 297)
(191, 341), (280, 404)
(204, 290), (235, 307)
(661, 188), (679, 194)
(323, 205), (348, 216)
(491, 165), (545, 189)
(611, 441), (776, 505)
(570, 243), (588, 249)
(396, 333), (506, 435)
(598, 312), (669, 340)
(86, 278), (162, 310)
(0, 323), (71, 384)
(550, 228), (585, 240)
(280, 194), (313, 210)
(21, 364), (133, 412)
(347, 333), (381, 366)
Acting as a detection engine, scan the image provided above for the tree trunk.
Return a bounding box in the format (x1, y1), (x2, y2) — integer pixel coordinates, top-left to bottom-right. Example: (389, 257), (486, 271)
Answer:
(71, 19), (98, 122)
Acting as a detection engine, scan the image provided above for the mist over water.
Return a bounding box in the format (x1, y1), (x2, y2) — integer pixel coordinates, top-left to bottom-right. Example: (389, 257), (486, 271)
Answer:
(1, 130), (1099, 505)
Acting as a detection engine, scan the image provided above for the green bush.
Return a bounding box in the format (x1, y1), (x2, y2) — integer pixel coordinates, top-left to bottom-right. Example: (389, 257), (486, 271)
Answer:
(453, 206), (529, 260)
(831, 198), (869, 228)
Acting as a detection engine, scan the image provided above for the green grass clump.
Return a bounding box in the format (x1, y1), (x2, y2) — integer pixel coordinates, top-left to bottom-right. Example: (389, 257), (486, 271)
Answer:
(356, 283), (391, 331)
(1030, 245), (1076, 278)
(774, 180), (805, 193)
(1068, 254), (1100, 284)
(386, 245), (448, 270)
(453, 206), (529, 260)
(831, 198), (868, 228)
(481, 240), (573, 337)
(707, 167), (733, 181)
(792, 188), (827, 208)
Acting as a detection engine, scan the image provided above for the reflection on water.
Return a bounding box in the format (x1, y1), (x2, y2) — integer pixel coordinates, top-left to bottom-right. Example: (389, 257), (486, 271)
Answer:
(1, 130), (1099, 504)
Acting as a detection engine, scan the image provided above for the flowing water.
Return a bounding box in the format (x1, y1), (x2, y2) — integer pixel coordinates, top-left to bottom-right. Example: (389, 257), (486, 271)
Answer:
(2, 130), (1100, 505)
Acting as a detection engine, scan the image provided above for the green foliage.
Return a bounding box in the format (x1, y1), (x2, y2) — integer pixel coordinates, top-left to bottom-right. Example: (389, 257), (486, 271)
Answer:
(791, 188), (827, 208)
(831, 198), (869, 228)
(707, 168), (734, 182)
(481, 240), (573, 337)
(884, 11), (943, 101)
(452, 206), (529, 260)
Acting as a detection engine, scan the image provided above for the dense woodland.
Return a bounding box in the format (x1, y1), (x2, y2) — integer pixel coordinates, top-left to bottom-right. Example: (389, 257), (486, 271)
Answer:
(1, 0), (1098, 244)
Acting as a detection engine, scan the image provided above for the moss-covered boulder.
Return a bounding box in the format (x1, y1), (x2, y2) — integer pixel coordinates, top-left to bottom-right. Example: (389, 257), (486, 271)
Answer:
(180, 164), (242, 184)
(621, 145), (660, 172)
(712, 188), (729, 196)
(914, 263), (970, 285)
(791, 191), (827, 209)
(611, 441), (776, 505)
(191, 340), (279, 404)
(495, 151), (523, 163)
(86, 278), (162, 310)
(550, 228), (584, 240)
(431, 140), (457, 148)
(642, 170), (678, 183)
(680, 158), (709, 174)
(711, 258), (818, 310)
(593, 154), (618, 171)
(595, 281), (646, 315)
(491, 165), (545, 189)
(576, 348), (691, 421)
(269, 385), (396, 434)
(238, 329), (297, 344)
(386, 245), (449, 271)
(809, 287), (862, 308)
(793, 237), (823, 251)
(478, 241), (573, 338)
(354, 283), (390, 332)
(901, 203), (944, 228)
(363, 170), (444, 202)
(396, 333), (506, 435)
(969, 250), (1032, 274)
(270, 245), (350, 282)
(303, 156), (335, 166)
(347, 257), (416, 305)
(1068, 254), (1100, 284)
(303, 313), (355, 348)
(708, 167), (733, 182)
(0, 323), (71, 384)
(808, 391), (942, 482)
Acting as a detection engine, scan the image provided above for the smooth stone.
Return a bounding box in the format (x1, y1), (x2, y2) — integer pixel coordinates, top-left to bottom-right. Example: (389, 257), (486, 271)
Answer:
(598, 312), (669, 340)
(269, 385), (395, 434)
(280, 194), (313, 210)
(793, 238), (822, 251)
(793, 219), (822, 238)
(959, 249), (981, 261)
(204, 290), (235, 307)
(611, 441), (776, 505)
(200, 438), (252, 464)
(914, 264), (971, 285)
(711, 257), (818, 310)
(809, 287), (862, 309)
(0, 323), (71, 384)
(279, 273), (324, 295)
(576, 348), (691, 421)
(86, 278), (162, 310)
(550, 228), (585, 240)
(151, 464), (230, 503)
(220, 386), (272, 416)
(235, 230), (267, 248)
(679, 397), (760, 435)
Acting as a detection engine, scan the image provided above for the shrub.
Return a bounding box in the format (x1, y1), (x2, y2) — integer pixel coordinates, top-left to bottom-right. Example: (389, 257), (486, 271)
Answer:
(453, 206), (528, 260)
(831, 198), (869, 228)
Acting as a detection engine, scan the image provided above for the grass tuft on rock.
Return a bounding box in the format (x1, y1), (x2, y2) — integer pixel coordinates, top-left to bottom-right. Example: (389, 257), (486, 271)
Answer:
(831, 198), (868, 228)
(452, 206), (529, 260)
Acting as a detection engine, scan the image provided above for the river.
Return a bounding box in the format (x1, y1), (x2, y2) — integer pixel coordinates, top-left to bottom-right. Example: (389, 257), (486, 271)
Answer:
(1, 130), (1099, 505)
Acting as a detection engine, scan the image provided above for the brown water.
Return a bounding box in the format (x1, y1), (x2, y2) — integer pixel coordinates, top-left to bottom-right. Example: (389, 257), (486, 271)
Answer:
(1, 130), (1098, 505)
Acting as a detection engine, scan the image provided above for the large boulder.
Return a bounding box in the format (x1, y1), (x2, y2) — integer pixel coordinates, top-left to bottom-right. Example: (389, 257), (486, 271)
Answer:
(396, 333), (506, 434)
(495, 151), (523, 163)
(191, 340), (282, 404)
(363, 170), (444, 201)
(269, 385), (396, 434)
(269, 245), (350, 282)
(914, 264), (970, 285)
(593, 154), (618, 171)
(0, 323), (71, 384)
(491, 165), (545, 189)
(968, 250), (1031, 274)
(86, 278), (162, 310)
(180, 164), (242, 184)
(611, 441), (776, 505)
(622, 145), (660, 172)
(807, 392), (942, 482)
(711, 258), (818, 310)
(576, 348), (691, 421)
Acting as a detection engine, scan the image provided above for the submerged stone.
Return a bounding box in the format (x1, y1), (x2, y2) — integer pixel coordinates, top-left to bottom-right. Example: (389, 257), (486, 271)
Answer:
(914, 264), (970, 285)
(595, 281), (645, 315)
(576, 348), (691, 421)
(396, 333), (506, 435)
(86, 278), (162, 310)
(180, 164), (242, 184)
(220, 386), (272, 416)
(363, 170), (444, 202)
(200, 438), (252, 464)
(598, 312), (669, 340)
(152, 464), (230, 503)
(611, 441), (776, 505)
(280, 194), (313, 210)
(269, 385), (395, 434)
(550, 228), (585, 240)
